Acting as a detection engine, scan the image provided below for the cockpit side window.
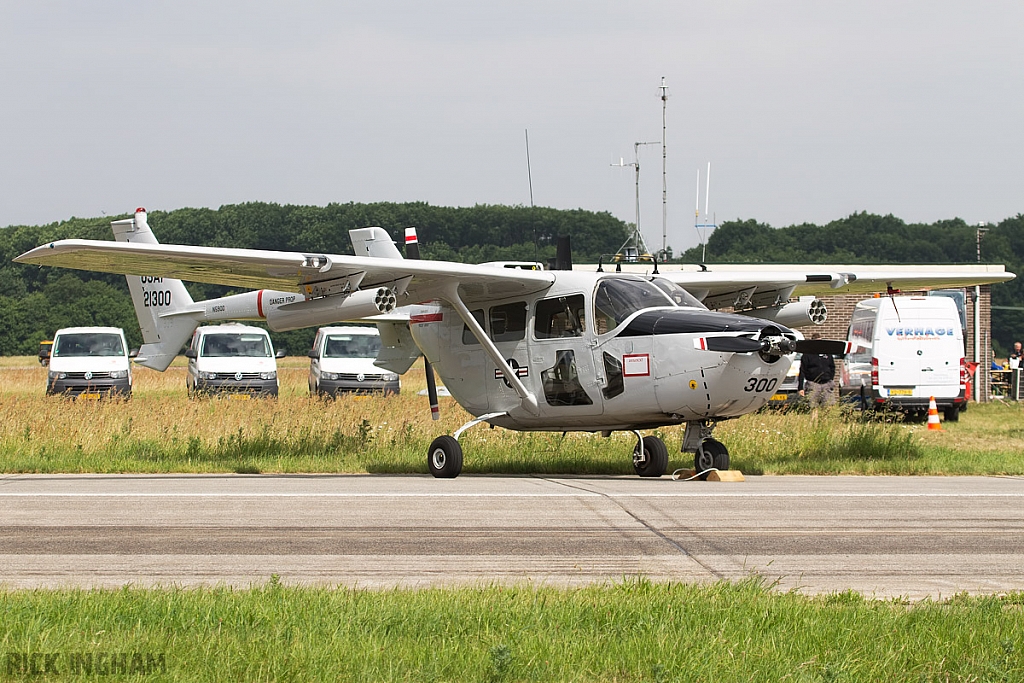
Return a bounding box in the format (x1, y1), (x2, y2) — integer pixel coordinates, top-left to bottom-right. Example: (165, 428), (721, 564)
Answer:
(593, 279), (675, 333)
(534, 295), (586, 339)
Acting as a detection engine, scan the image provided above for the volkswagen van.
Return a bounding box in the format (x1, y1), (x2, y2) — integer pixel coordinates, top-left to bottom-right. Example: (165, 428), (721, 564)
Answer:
(44, 327), (133, 398)
(185, 324), (282, 398)
(308, 326), (400, 396)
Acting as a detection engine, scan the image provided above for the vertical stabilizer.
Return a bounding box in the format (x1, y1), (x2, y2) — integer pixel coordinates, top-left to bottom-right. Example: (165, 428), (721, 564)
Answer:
(112, 208), (200, 371)
(350, 227), (403, 259)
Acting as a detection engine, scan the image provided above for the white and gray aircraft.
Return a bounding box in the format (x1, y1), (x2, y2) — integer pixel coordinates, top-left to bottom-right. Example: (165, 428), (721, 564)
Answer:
(15, 209), (1014, 478)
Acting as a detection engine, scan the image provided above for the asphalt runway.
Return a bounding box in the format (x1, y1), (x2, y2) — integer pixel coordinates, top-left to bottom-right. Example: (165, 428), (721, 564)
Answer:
(2, 473), (1023, 598)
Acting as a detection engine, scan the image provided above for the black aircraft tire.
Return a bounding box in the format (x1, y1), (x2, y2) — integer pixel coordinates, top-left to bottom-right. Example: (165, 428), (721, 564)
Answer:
(427, 435), (463, 478)
(694, 439), (729, 480)
(633, 435), (668, 478)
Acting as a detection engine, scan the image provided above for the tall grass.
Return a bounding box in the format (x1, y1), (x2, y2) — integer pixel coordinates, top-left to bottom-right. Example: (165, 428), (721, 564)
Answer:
(3, 357), (1024, 475)
(2, 580), (1023, 681)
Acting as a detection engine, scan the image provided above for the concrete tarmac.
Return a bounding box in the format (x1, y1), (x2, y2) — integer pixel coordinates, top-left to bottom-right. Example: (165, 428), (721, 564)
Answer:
(2, 473), (1023, 598)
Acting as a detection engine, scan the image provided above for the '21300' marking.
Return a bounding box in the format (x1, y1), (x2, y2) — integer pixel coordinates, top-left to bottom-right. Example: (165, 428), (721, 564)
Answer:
(743, 377), (778, 393)
(143, 290), (172, 307)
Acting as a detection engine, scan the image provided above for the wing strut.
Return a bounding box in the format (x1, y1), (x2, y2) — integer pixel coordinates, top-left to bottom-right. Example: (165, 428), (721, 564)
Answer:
(440, 283), (540, 416)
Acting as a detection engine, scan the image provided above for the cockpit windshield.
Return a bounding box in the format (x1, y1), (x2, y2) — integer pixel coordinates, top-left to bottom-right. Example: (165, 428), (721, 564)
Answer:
(593, 278), (676, 334)
(650, 278), (707, 309)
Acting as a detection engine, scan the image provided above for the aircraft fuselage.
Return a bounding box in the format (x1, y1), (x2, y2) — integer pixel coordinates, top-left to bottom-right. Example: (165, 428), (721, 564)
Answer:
(409, 271), (794, 432)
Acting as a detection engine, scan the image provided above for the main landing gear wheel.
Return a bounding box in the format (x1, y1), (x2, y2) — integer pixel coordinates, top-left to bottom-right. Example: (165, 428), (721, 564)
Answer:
(427, 435), (463, 478)
(694, 438), (729, 480)
(633, 435), (669, 478)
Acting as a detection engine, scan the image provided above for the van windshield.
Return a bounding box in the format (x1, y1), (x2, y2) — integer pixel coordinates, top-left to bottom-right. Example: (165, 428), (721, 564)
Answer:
(53, 333), (125, 357)
(323, 334), (381, 359)
(200, 334), (272, 358)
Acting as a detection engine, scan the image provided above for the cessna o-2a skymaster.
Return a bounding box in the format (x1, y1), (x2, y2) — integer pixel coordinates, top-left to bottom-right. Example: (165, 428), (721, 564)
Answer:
(14, 209), (1005, 478)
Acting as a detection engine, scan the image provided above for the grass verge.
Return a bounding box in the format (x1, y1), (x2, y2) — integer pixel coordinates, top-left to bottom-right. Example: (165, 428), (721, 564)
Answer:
(2, 579), (1023, 681)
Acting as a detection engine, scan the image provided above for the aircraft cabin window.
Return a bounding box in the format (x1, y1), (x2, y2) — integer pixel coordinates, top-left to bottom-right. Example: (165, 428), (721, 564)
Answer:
(534, 295), (586, 339)
(602, 352), (624, 399)
(594, 278), (675, 333)
(462, 309), (486, 345)
(489, 302), (527, 343)
(651, 278), (707, 309)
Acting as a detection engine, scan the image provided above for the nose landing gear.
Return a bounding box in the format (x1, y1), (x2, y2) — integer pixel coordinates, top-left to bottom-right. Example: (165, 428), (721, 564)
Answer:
(683, 420), (731, 479)
(693, 438), (730, 479)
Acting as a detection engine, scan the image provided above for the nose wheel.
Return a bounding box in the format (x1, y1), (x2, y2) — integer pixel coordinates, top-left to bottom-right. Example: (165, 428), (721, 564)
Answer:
(632, 434), (669, 478)
(694, 438), (730, 480)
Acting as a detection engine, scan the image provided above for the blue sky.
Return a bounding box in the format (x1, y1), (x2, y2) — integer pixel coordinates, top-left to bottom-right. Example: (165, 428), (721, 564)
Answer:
(2, 1), (1021, 252)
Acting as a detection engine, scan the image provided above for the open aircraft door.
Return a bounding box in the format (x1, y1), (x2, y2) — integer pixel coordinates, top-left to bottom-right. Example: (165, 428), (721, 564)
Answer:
(526, 293), (604, 419)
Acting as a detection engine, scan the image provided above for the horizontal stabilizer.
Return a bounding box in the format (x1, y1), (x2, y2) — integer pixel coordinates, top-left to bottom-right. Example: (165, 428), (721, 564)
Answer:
(374, 321), (421, 374)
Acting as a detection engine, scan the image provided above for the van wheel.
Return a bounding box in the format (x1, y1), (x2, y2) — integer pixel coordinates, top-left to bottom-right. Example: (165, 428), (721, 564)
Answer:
(943, 406), (960, 422)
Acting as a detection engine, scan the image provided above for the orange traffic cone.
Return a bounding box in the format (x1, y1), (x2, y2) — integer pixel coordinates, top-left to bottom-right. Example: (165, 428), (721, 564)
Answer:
(926, 396), (942, 431)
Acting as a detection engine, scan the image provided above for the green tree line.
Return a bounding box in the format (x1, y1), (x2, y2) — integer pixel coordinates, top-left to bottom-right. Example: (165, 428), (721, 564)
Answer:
(2, 204), (1021, 356)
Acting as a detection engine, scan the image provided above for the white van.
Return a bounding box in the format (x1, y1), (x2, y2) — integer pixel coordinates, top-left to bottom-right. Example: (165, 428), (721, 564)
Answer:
(308, 326), (400, 396)
(185, 324), (283, 398)
(44, 327), (133, 398)
(840, 296), (967, 420)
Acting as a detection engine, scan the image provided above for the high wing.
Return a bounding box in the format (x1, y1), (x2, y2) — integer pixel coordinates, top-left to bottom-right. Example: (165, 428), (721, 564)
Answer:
(14, 239), (555, 304)
(639, 265), (1015, 309)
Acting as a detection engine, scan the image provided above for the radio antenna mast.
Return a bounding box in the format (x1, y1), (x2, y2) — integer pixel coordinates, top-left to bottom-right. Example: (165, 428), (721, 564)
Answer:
(611, 140), (660, 261)
(659, 77), (669, 258)
(524, 129), (535, 208)
(694, 161), (717, 262)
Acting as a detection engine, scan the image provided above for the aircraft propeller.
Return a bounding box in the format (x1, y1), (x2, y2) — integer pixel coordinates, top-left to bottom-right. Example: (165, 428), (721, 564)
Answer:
(405, 228), (441, 421)
(696, 335), (856, 357)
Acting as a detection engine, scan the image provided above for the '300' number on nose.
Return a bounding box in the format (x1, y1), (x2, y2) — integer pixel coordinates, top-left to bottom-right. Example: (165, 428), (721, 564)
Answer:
(743, 377), (778, 393)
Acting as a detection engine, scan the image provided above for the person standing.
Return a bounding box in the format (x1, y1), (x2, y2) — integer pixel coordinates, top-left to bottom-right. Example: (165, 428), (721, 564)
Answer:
(798, 333), (837, 408)
(1010, 341), (1024, 369)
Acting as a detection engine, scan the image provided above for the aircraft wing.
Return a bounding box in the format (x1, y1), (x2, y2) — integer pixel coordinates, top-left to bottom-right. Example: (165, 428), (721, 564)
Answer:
(652, 265), (1016, 309)
(14, 239), (556, 304)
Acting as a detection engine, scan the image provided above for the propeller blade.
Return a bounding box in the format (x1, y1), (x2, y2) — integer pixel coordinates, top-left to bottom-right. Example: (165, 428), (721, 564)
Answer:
(424, 358), (440, 421)
(794, 339), (856, 356)
(406, 226), (440, 420)
(694, 336), (764, 353)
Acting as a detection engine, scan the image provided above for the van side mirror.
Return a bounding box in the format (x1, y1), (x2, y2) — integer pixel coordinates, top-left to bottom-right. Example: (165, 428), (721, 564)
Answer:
(128, 348), (139, 359)
(275, 350), (286, 359)
(38, 349), (50, 360)
(184, 349), (198, 359)
(307, 350), (318, 359)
